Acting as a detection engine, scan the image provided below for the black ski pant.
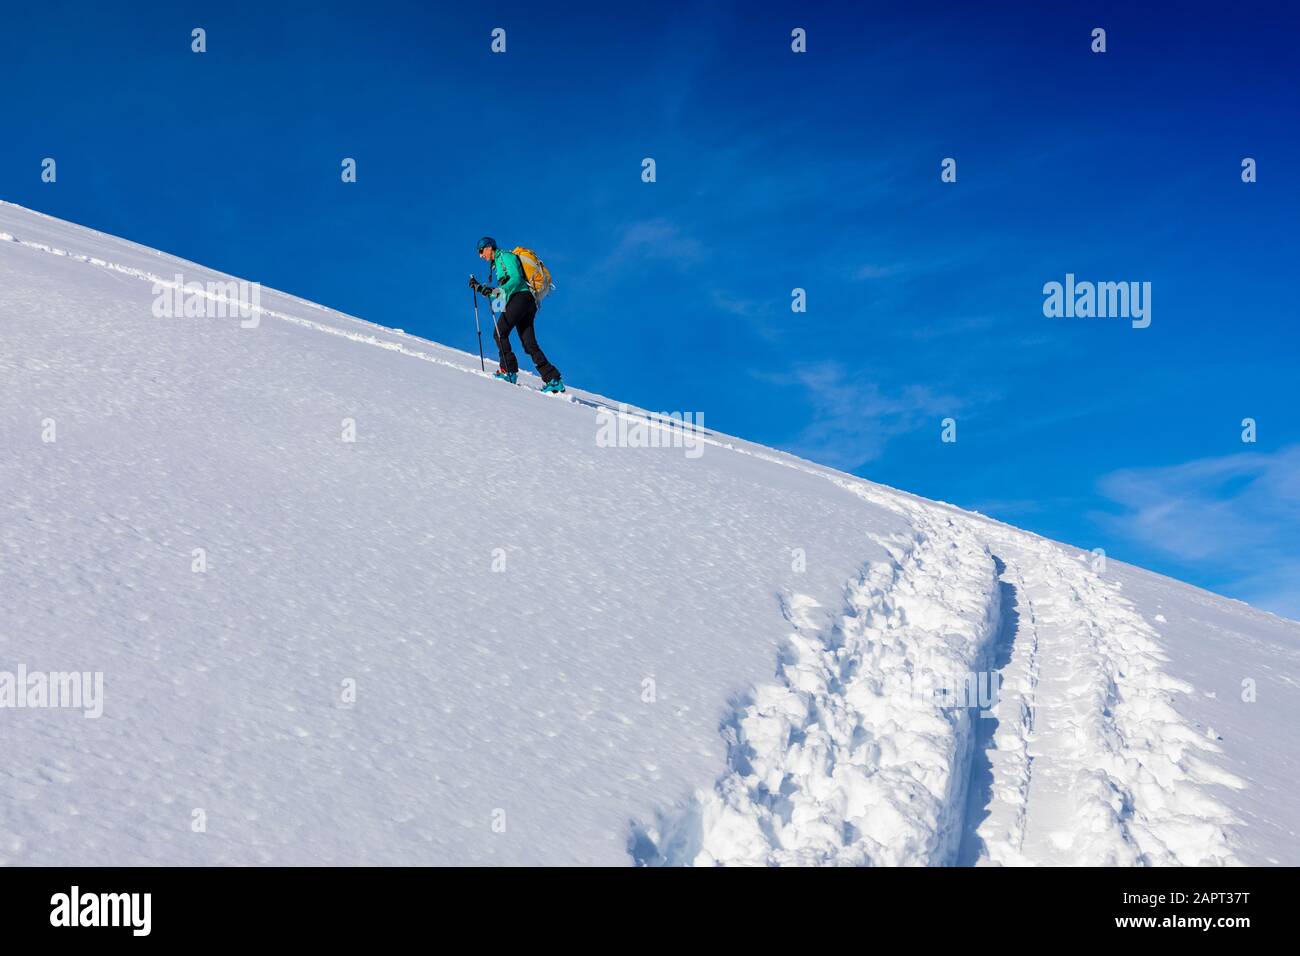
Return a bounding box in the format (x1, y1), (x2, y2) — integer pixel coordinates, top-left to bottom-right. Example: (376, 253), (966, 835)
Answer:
(494, 291), (561, 382)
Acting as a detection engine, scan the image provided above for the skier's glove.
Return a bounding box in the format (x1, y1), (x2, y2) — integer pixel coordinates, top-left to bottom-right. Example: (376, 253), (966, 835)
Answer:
(469, 277), (489, 295)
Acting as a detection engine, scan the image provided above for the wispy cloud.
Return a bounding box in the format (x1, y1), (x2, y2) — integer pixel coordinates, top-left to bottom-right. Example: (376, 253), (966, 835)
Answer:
(603, 218), (704, 270)
(708, 287), (764, 318)
(852, 263), (905, 281)
(1095, 445), (1300, 619)
(758, 361), (964, 471)
(578, 218), (708, 303)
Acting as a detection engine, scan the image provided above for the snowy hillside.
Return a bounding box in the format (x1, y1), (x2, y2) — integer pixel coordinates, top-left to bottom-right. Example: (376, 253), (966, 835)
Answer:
(2, 200), (1297, 866)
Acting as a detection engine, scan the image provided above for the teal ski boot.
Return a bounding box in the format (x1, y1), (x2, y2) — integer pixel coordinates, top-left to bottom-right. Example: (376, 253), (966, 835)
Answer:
(493, 368), (518, 384)
(540, 378), (566, 394)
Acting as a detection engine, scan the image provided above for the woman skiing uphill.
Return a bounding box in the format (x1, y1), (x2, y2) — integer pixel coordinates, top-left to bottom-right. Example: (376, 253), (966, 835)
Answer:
(469, 237), (564, 393)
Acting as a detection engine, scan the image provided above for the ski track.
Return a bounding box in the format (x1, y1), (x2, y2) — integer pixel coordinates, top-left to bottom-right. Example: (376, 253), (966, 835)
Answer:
(638, 481), (1248, 867)
(965, 528), (1246, 866)
(2, 218), (1248, 867)
(635, 502), (1001, 866)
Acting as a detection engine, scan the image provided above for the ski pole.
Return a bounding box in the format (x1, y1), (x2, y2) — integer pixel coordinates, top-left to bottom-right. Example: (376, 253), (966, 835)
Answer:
(483, 278), (504, 362)
(470, 274), (486, 371)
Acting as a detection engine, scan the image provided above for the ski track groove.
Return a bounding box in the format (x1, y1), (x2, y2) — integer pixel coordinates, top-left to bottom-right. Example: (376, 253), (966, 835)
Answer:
(638, 499), (1002, 866)
(961, 557), (1041, 865)
(970, 529), (1246, 866)
(2, 220), (1248, 867)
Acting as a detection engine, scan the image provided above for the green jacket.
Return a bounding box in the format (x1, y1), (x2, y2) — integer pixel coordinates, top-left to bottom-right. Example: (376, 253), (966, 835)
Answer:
(489, 248), (532, 302)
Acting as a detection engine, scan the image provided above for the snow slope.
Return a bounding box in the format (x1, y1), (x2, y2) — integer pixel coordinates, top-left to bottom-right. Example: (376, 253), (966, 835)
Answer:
(2, 201), (1297, 866)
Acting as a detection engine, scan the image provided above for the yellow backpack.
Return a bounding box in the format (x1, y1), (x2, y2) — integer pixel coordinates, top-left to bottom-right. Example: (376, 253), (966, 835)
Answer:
(512, 246), (555, 303)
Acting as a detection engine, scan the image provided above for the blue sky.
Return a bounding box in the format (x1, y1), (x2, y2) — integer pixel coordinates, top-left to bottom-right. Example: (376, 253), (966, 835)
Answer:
(4, 1), (1298, 616)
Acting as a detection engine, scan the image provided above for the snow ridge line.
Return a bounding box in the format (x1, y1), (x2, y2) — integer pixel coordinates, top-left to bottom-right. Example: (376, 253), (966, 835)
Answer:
(637, 512), (1000, 866)
(0, 229), (710, 434)
(0, 229), (484, 376)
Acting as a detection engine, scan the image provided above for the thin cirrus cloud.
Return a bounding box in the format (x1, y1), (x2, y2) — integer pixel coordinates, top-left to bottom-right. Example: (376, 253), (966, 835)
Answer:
(759, 361), (963, 471)
(853, 263), (904, 280)
(1094, 444), (1300, 619)
(599, 218), (704, 272)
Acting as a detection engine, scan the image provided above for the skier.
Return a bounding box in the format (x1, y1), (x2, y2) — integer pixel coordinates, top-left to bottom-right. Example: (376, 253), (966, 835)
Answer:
(469, 237), (565, 393)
